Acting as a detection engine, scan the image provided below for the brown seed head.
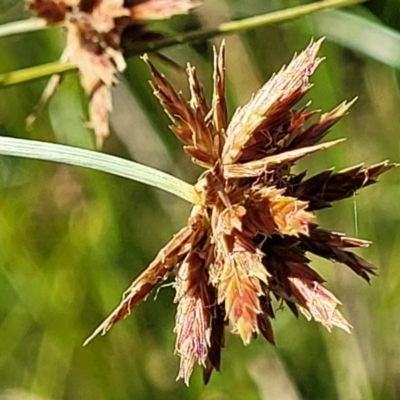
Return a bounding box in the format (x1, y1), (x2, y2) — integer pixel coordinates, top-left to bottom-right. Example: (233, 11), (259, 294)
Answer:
(85, 39), (396, 384)
(27, 0), (200, 147)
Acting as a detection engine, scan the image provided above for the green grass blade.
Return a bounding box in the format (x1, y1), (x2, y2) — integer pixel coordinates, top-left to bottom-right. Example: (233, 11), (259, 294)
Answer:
(308, 9), (400, 69)
(0, 137), (200, 204)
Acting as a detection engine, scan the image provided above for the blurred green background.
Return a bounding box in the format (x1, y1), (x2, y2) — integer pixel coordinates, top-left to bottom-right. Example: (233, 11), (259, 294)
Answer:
(1, 1), (400, 399)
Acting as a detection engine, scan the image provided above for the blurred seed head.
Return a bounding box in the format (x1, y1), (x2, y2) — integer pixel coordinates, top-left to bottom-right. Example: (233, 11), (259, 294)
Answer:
(27, 0), (200, 147)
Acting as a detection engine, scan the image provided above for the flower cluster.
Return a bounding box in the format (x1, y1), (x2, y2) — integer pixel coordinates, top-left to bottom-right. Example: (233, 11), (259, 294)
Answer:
(27, 0), (199, 147)
(84, 39), (394, 384)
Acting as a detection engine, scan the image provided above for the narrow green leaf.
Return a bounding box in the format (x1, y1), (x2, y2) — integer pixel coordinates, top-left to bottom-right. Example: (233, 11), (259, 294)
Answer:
(308, 9), (400, 69)
(0, 137), (200, 204)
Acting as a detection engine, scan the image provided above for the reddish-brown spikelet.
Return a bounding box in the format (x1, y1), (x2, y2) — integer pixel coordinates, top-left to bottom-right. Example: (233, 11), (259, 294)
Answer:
(210, 206), (270, 345)
(288, 277), (352, 333)
(174, 233), (213, 385)
(84, 206), (205, 343)
(85, 39), (396, 384)
(27, 0), (200, 147)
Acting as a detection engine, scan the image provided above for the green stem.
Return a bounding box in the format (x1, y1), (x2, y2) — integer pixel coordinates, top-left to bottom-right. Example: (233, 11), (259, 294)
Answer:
(0, 62), (77, 87)
(0, 0), (364, 88)
(128, 0), (365, 54)
(0, 18), (49, 38)
(0, 137), (200, 204)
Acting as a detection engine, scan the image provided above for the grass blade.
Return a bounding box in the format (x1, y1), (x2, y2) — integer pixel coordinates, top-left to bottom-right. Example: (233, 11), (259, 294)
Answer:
(0, 137), (200, 204)
(308, 9), (400, 69)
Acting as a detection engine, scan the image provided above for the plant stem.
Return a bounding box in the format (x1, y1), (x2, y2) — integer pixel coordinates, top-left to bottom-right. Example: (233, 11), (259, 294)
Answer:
(0, 137), (201, 204)
(0, 62), (77, 87)
(0, 18), (48, 38)
(128, 0), (365, 54)
(0, 0), (364, 88)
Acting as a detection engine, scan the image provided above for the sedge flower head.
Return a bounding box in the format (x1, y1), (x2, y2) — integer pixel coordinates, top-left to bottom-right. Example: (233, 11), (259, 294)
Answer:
(27, 0), (200, 147)
(85, 39), (394, 385)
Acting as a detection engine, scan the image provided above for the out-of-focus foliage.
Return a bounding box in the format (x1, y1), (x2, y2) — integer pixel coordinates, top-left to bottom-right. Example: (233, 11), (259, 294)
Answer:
(0, 1), (400, 400)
